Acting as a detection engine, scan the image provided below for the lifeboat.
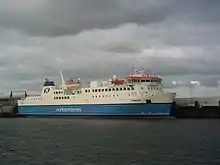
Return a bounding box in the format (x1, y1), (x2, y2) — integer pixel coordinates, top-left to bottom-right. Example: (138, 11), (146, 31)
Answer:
(65, 79), (80, 86)
(66, 81), (80, 85)
(111, 79), (124, 85)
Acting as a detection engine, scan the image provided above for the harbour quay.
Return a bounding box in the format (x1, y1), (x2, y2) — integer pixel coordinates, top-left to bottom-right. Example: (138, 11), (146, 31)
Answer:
(0, 94), (220, 118)
(171, 97), (220, 118)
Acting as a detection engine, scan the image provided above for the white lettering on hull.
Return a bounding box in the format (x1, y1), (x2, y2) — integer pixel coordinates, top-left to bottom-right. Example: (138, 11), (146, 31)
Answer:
(56, 108), (82, 112)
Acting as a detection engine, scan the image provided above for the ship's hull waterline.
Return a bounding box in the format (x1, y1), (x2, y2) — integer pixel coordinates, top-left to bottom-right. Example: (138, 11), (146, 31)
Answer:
(17, 103), (173, 117)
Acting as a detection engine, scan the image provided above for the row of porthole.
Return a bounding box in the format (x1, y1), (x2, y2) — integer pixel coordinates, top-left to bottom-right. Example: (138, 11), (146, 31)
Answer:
(54, 91), (64, 94)
(29, 98), (42, 100)
(53, 87), (135, 95)
(131, 79), (159, 83)
(85, 87), (134, 93)
(53, 93), (132, 100)
(53, 86), (159, 95)
(54, 96), (70, 100)
(92, 94), (119, 98)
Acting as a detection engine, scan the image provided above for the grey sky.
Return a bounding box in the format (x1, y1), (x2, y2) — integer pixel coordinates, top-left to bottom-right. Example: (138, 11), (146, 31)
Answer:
(0, 0), (220, 97)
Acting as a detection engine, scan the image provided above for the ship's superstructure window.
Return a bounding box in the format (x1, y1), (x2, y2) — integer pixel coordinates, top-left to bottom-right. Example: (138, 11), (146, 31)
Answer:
(54, 96), (70, 100)
(92, 94), (121, 98)
(54, 91), (64, 94)
(44, 79), (55, 86)
(83, 87), (135, 93)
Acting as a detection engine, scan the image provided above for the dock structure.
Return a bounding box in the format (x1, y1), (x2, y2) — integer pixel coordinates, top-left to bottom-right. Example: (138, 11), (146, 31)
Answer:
(0, 91), (26, 117)
(174, 97), (220, 107)
(0, 91), (220, 118)
(172, 97), (220, 118)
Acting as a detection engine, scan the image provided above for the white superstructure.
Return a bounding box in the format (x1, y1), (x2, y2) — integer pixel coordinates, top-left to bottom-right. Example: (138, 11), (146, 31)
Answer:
(18, 68), (176, 106)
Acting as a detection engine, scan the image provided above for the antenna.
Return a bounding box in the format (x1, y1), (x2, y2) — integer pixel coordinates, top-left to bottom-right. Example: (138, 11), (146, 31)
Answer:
(60, 70), (67, 90)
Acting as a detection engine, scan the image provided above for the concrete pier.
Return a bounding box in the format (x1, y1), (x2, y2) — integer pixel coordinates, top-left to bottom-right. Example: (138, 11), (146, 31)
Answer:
(0, 105), (17, 117)
(171, 97), (220, 118)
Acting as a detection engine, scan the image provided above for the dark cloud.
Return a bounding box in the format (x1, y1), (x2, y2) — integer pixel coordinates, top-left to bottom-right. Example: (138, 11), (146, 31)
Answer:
(173, 0), (220, 24)
(0, 0), (220, 97)
(102, 41), (141, 53)
(0, 0), (219, 37)
(0, 0), (176, 37)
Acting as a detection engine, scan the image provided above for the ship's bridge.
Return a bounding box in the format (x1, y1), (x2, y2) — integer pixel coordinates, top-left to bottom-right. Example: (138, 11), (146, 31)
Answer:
(124, 75), (162, 85)
(43, 78), (55, 86)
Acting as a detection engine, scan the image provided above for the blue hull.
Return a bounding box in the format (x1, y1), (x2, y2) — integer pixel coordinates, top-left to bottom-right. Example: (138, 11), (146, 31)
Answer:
(17, 103), (173, 117)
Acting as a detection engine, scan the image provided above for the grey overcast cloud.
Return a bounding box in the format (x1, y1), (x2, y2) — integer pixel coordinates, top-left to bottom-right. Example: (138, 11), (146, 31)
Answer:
(0, 0), (220, 97)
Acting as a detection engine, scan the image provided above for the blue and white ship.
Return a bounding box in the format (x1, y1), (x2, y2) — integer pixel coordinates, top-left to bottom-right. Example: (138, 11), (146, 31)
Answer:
(17, 68), (176, 117)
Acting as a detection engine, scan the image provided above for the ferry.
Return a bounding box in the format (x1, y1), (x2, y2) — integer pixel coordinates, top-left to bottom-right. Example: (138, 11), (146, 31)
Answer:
(17, 68), (176, 117)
